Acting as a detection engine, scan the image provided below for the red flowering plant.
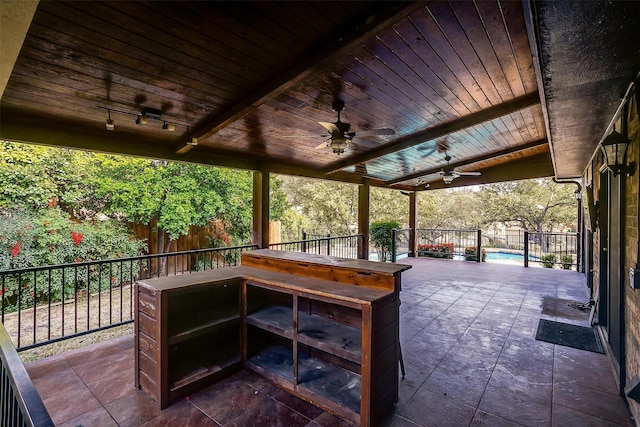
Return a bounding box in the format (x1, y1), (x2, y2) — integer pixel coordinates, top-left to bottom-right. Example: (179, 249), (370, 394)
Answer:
(0, 209), (146, 313)
(417, 243), (455, 259)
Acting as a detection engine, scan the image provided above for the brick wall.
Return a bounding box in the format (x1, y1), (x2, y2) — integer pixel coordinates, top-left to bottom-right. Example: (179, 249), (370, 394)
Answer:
(624, 91), (640, 421)
(582, 89), (640, 421)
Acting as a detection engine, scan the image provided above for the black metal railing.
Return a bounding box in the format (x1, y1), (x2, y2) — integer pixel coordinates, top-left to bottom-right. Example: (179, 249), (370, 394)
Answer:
(525, 231), (579, 269)
(391, 229), (411, 262)
(481, 229), (525, 250)
(269, 234), (362, 259)
(0, 245), (256, 351)
(0, 322), (53, 426)
(415, 228), (481, 260)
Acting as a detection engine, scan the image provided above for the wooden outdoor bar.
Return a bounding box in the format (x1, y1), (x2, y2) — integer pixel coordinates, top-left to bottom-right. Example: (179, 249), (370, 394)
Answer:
(134, 249), (411, 426)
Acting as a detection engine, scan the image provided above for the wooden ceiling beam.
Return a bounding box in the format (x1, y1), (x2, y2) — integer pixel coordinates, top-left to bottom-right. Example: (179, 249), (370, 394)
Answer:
(178, 1), (425, 154)
(323, 92), (540, 174)
(385, 138), (548, 185)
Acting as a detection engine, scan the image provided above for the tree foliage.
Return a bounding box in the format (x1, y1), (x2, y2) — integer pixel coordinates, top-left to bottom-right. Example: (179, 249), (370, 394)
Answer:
(477, 179), (577, 232)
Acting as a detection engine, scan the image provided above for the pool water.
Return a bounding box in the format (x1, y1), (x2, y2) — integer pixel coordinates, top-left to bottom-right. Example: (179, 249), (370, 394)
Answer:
(486, 251), (525, 261)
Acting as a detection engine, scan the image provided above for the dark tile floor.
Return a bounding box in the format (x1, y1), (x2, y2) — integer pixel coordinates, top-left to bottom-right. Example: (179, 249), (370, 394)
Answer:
(25, 259), (634, 426)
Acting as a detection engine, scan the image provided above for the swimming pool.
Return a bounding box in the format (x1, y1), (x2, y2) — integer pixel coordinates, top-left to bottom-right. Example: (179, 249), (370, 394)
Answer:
(486, 251), (525, 261)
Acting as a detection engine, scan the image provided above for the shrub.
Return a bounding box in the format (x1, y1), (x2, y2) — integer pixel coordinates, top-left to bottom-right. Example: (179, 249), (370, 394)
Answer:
(540, 253), (556, 268)
(370, 220), (400, 262)
(418, 243), (454, 259)
(464, 246), (486, 262)
(560, 254), (573, 270)
(0, 208), (146, 312)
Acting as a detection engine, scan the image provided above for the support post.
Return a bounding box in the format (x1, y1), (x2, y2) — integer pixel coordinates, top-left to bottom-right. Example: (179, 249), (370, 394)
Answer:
(409, 191), (418, 257)
(391, 229), (398, 262)
(524, 231), (529, 267)
(252, 170), (270, 249)
(358, 179), (370, 260)
(476, 229), (482, 263)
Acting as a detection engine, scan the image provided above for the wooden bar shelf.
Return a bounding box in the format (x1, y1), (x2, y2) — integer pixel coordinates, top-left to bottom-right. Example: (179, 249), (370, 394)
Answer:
(134, 249), (411, 426)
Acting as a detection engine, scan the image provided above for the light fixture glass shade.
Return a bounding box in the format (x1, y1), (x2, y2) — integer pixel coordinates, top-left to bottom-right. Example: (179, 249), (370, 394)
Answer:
(330, 138), (348, 155)
(442, 174), (455, 184)
(105, 118), (114, 131)
(136, 115), (148, 125)
(600, 129), (629, 174)
(163, 122), (175, 132)
(188, 137), (198, 146)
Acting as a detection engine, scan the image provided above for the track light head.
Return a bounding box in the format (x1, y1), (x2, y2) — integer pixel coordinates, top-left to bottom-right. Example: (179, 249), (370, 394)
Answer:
(136, 114), (148, 125)
(162, 122), (175, 132)
(188, 137), (198, 146)
(105, 109), (114, 130)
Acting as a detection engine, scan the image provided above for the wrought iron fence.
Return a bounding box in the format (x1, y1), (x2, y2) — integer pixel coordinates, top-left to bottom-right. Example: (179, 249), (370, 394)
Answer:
(269, 234), (362, 259)
(0, 245), (256, 351)
(391, 229), (411, 262)
(525, 231), (579, 269)
(0, 322), (53, 426)
(481, 229), (525, 250)
(416, 228), (481, 260)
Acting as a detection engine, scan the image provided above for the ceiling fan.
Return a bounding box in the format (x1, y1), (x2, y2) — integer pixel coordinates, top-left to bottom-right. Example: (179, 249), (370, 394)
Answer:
(316, 100), (395, 155)
(438, 153), (481, 184)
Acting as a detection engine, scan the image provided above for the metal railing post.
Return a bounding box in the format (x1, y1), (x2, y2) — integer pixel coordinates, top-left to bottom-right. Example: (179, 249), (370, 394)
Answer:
(302, 231), (307, 253)
(326, 234), (331, 256)
(524, 231), (529, 267)
(476, 229), (482, 262)
(391, 229), (398, 263)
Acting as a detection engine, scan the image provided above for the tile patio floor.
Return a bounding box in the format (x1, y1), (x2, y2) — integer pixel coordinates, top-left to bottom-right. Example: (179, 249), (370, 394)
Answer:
(25, 258), (634, 426)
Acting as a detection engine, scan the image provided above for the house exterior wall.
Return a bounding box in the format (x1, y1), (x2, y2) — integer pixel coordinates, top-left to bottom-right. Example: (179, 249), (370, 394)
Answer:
(584, 89), (640, 420)
(623, 92), (640, 421)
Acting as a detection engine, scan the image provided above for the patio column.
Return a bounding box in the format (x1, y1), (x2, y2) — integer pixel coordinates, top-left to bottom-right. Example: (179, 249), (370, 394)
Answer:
(358, 179), (370, 260)
(252, 170), (270, 249)
(409, 191), (418, 257)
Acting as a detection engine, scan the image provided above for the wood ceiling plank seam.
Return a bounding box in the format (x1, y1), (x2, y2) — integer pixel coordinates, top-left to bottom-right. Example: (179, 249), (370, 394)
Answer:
(519, 108), (540, 141)
(26, 17), (241, 102)
(447, 0), (517, 103)
(481, 116), (515, 150)
(532, 108), (548, 140)
(287, 75), (405, 132)
(177, 2), (298, 64)
(9, 49), (221, 123)
(334, 56), (438, 130)
(322, 91), (540, 174)
(499, 0), (538, 95)
(473, 0), (528, 98)
(317, 63), (426, 132)
(424, 2), (502, 106)
(346, 51), (460, 132)
(188, 2), (426, 141)
(265, 3), (332, 45)
(374, 23), (473, 118)
(409, 7), (492, 110)
(506, 110), (532, 143)
(136, 2), (284, 78)
(494, 112), (526, 146)
(383, 138), (549, 185)
(403, 15), (483, 113)
(88, 3), (270, 86)
(44, 4), (262, 91)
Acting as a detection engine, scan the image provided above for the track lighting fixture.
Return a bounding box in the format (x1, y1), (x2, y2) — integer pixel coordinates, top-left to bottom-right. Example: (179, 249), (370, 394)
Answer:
(162, 122), (175, 132)
(105, 109), (114, 131)
(135, 114), (148, 125)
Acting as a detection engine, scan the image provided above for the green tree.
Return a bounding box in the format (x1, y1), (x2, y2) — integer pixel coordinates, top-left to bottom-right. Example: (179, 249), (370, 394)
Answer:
(87, 156), (260, 252)
(478, 179), (577, 232)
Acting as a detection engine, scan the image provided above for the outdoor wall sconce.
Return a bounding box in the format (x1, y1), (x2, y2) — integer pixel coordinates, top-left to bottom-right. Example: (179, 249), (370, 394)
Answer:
(600, 127), (634, 175)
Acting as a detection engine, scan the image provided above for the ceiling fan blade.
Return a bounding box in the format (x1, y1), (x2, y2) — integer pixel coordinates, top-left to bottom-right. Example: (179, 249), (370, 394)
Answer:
(356, 128), (395, 137)
(319, 121), (339, 133)
(351, 138), (380, 148)
(456, 171), (481, 176)
(314, 140), (329, 150)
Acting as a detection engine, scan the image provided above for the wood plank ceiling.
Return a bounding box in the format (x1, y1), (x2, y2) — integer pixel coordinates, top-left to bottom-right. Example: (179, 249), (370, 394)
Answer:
(1, 1), (637, 190)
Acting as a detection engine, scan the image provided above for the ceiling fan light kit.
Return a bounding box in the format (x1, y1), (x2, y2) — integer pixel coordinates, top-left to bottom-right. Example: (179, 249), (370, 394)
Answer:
(318, 100), (395, 155)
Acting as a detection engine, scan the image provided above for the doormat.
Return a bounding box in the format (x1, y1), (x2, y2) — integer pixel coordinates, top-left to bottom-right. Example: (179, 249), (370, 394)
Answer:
(535, 319), (604, 353)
